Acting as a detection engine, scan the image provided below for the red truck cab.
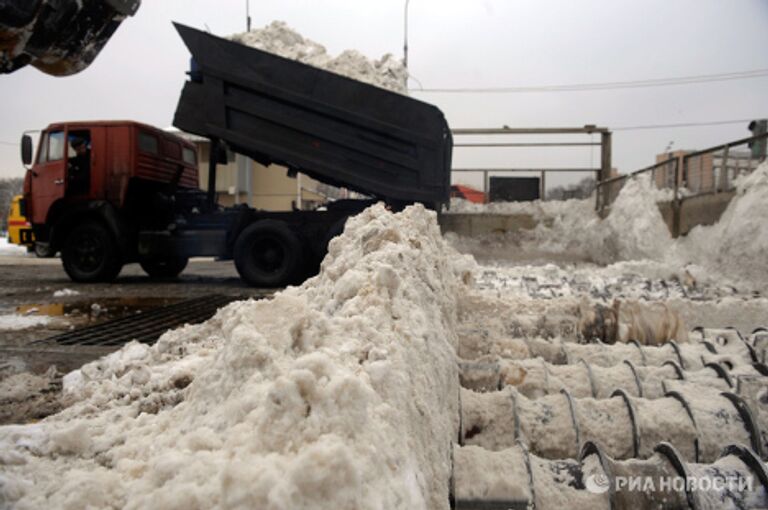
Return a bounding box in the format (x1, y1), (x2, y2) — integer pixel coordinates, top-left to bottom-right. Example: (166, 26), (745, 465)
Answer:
(22, 121), (200, 281)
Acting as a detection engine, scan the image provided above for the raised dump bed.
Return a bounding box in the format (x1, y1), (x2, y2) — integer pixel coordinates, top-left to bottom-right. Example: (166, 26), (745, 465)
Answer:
(173, 23), (453, 208)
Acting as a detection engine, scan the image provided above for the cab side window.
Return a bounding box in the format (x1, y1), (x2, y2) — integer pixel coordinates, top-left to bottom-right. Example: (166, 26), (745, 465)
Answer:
(183, 147), (196, 165)
(37, 133), (49, 164)
(139, 131), (159, 154)
(67, 130), (92, 195)
(47, 131), (65, 161)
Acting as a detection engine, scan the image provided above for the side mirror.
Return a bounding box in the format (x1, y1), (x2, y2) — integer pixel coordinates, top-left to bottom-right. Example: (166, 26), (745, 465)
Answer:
(21, 135), (33, 166)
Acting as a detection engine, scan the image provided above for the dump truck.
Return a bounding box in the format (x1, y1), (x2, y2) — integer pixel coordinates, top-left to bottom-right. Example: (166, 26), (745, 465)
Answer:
(0, 0), (140, 76)
(20, 24), (452, 287)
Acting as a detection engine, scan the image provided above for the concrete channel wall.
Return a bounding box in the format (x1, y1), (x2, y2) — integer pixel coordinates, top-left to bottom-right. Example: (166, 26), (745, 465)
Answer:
(438, 213), (538, 237)
(440, 192), (735, 238)
(657, 191), (734, 237)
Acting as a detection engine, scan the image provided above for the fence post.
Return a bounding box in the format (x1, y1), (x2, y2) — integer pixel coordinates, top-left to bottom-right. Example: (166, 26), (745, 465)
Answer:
(596, 132), (612, 212)
(600, 132), (612, 182)
(719, 145), (730, 192)
(672, 157), (683, 237)
(595, 177), (601, 211)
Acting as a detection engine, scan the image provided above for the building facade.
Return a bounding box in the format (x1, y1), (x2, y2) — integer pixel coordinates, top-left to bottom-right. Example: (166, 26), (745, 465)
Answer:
(171, 130), (332, 211)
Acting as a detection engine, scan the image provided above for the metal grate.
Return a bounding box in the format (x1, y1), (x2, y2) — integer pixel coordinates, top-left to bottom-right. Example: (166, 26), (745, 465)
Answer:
(33, 295), (244, 347)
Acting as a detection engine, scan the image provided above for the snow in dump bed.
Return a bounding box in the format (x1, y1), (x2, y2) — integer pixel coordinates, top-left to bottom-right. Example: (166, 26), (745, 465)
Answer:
(0, 204), (475, 510)
(231, 21), (408, 94)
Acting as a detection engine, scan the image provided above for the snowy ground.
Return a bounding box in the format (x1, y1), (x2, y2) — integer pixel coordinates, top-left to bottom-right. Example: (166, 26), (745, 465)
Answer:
(0, 164), (766, 507)
(2, 22), (764, 506)
(0, 237), (28, 258)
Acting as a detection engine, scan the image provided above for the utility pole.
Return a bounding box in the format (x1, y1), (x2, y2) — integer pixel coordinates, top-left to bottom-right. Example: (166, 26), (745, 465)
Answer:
(246, 0), (252, 32)
(403, 0), (410, 74)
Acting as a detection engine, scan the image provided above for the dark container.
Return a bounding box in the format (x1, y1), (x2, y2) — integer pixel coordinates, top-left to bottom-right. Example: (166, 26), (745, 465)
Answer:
(173, 23), (452, 207)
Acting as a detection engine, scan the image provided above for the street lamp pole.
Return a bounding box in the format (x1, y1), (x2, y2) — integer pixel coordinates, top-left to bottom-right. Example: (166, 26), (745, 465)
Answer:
(404, 0), (410, 71)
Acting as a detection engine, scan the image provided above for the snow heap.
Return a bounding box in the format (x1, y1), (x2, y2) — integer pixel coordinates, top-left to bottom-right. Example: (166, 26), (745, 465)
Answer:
(446, 176), (671, 266)
(231, 21), (408, 94)
(518, 173), (672, 265)
(450, 196), (596, 221)
(449, 162), (768, 293)
(592, 173), (672, 263)
(0, 204), (474, 509)
(0, 237), (27, 257)
(681, 162), (768, 291)
(0, 314), (53, 331)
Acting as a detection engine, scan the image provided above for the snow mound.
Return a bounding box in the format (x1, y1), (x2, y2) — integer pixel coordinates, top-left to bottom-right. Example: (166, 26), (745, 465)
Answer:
(231, 21), (408, 94)
(0, 237), (27, 257)
(519, 174), (670, 264)
(0, 204), (473, 509)
(682, 161), (768, 291)
(449, 196), (595, 220)
(450, 163), (768, 292)
(593, 173), (672, 263)
(53, 288), (80, 298)
(0, 314), (52, 331)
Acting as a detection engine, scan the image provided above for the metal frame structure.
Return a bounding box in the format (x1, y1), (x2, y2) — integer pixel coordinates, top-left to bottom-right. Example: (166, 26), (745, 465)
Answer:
(595, 131), (768, 214)
(451, 126), (612, 203)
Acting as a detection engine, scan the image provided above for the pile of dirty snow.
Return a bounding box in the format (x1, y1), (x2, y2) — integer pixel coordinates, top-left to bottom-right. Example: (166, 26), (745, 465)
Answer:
(450, 162), (768, 293)
(681, 162), (768, 291)
(52, 288), (80, 298)
(0, 237), (27, 257)
(511, 173), (671, 265)
(593, 174), (672, 263)
(0, 314), (53, 331)
(231, 21), (408, 94)
(448, 197), (594, 218)
(0, 204), (473, 509)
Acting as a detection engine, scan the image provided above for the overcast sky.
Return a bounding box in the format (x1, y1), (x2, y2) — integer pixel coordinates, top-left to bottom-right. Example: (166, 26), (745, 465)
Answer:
(1, 0), (766, 191)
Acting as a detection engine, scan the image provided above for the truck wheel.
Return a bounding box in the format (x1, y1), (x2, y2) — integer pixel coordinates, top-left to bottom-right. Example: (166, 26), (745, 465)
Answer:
(234, 220), (303, 287)
(61, 222), (122, 282)
(34, 243), (55, 258)
(140, 257), (189, 279)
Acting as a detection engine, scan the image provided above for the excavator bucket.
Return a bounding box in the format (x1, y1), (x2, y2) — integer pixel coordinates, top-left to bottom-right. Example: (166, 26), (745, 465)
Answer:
(0, 0), (139, 76)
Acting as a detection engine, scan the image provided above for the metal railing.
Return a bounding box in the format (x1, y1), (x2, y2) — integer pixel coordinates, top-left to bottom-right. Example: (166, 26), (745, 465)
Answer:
(596, 132), (768, 213)
(451, 126), (612, 202)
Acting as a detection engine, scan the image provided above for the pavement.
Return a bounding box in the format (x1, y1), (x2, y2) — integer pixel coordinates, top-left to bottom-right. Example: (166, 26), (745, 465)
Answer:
(0, 255), (273, 424)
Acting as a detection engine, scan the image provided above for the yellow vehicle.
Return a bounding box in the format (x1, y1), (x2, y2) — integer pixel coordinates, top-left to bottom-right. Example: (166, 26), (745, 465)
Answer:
(7, 194), (33, 248)
(7, 195), (55, 257)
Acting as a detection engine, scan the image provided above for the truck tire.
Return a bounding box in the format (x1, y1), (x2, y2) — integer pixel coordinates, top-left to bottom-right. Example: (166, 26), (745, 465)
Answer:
(61, 221), (122, 282)
(234, 220), (303, 287)
(140, 257), (188, 279)
(34, 243), (55, 258)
